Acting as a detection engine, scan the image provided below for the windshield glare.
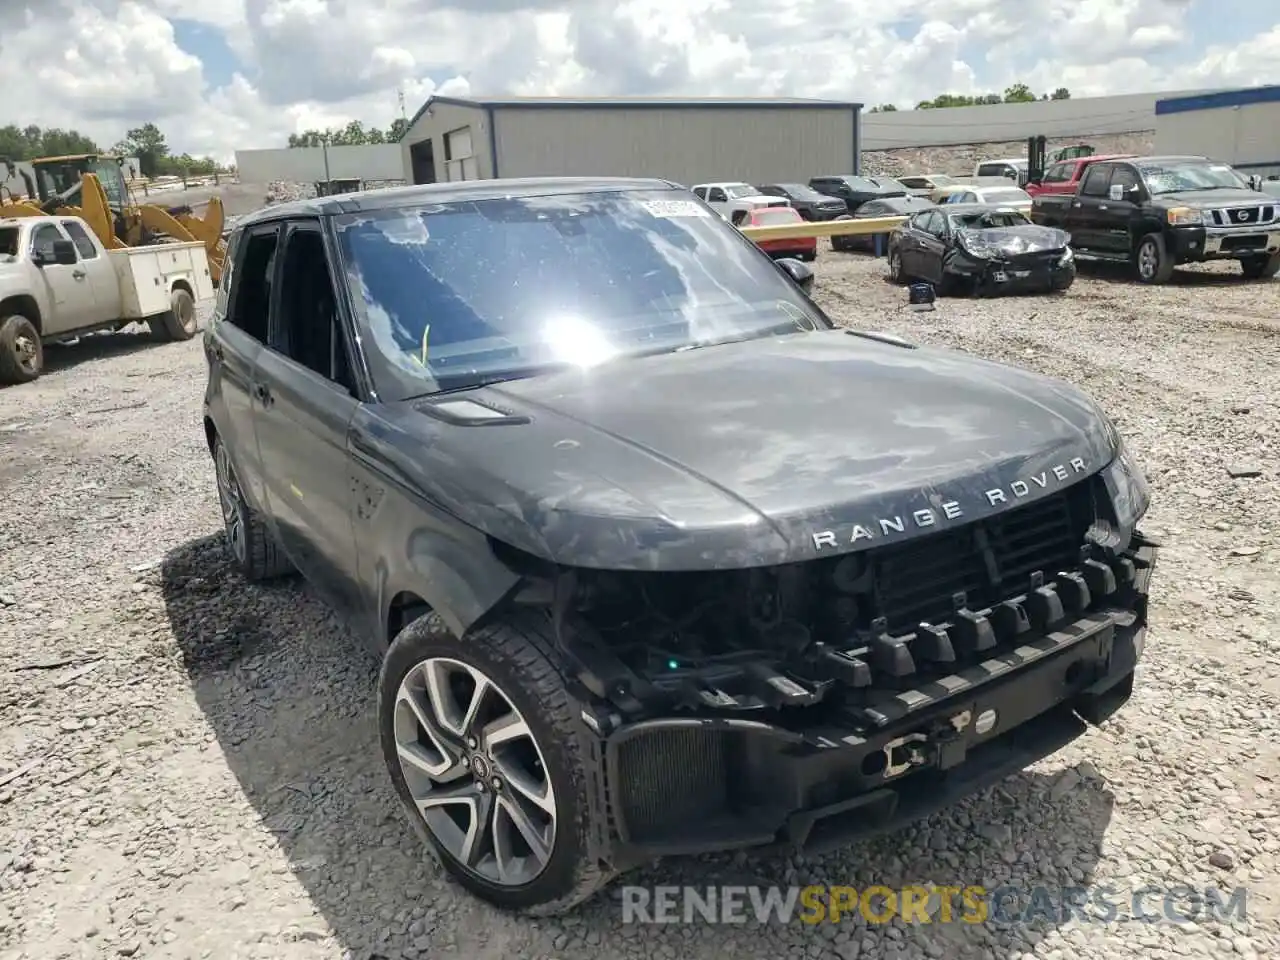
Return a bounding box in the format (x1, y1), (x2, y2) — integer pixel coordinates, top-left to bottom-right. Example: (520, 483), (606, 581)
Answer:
(1139, 161), (1248, 194)
(722, 184), (757, 199)
(951, 211), (1028, 229)
(335, 189), (827, 400)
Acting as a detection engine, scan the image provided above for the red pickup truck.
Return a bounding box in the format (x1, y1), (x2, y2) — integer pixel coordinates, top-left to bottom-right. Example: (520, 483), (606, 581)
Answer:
(1025, 154), (1137, 197)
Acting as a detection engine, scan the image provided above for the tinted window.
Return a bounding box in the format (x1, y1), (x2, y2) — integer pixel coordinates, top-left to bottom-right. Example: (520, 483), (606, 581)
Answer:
(334, 190), (828, 400)
(1042, 163), (1071, 183)
(31, 224), (65, 259)
(61, 221), (98, 259)
(226, 227), (277, 342)
(857, 202), (884, 217)
(708, 187), (728, 202)
(271, 224), (355, 393)
(899, 178), (925, 189)
(1109, 166), (1141, 194)
(977, 163), (1009, 177)
(0, 227), (17, 258)
(692, 187), (707, 200)
(1080, 166), (1111, 197)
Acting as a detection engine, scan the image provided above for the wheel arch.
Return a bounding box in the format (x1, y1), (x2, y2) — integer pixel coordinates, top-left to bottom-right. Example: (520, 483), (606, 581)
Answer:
(0, 295), (42, 334)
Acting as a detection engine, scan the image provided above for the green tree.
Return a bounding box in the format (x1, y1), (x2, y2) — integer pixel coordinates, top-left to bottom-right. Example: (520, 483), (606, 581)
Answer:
(388, 117), (410, 140)
(868, 103), (898, 113)
(915, 84), (1069, 109)
(1002, 83), (1036, 103)
(116, 123), (170, 177)
(1050, 87), (1071, 100)
(0, 124), (102, 160)
(286, 118), (409, 147)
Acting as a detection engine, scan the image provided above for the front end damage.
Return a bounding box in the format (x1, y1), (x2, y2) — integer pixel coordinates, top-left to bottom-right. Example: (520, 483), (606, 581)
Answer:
(947, 226), (1076, 295)
(503, 467), (1155, 869)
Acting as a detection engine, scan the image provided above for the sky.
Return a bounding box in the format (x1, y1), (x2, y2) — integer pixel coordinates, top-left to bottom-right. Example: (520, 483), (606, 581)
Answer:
(3, 0), (1279, 164)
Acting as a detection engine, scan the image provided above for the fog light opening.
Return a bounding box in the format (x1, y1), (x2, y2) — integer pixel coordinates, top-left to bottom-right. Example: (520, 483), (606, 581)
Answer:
(974, 708), (998, 736)
(861, 750), (888, 777)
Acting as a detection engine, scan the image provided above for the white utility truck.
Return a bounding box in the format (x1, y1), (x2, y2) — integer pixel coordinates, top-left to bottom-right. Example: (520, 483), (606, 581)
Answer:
(691, 182), (791, 223)
(0, 214), (215, 384)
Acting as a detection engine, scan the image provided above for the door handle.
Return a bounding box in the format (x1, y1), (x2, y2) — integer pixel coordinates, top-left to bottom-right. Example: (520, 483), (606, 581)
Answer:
(72, 270), (86, 280)
(252, 381), (273, 406)
(1098, 204), (1108, 210)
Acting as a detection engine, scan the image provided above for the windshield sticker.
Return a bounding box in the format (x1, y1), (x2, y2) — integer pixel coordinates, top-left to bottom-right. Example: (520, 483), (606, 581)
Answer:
(642, 199), (710, 218)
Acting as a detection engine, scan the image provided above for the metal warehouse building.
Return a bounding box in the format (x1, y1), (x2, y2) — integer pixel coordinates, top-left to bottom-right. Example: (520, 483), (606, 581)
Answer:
(1155, 85), (1280, 177)
(399, 96), (862, 188)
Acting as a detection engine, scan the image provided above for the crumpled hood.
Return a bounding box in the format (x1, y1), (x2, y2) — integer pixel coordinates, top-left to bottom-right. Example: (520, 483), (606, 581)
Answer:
(959, 225), (1070, 256)
(358, 329), (1117, 570)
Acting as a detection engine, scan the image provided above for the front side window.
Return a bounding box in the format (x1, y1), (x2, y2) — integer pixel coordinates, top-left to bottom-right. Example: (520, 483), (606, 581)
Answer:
(334, 189), (829, 400)
(31, 224), (66, 259)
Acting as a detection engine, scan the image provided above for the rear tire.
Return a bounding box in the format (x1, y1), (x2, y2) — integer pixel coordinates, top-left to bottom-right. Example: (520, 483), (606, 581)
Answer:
(379, 612), (612, 915)
(151, 288), (198, 341)
(1240, 252), (1280, 280)
(212, 434), (294, 581)
(1134, 233), (1175, 284)
(888, 248), (907, 284)
(0, 314), (42, 385)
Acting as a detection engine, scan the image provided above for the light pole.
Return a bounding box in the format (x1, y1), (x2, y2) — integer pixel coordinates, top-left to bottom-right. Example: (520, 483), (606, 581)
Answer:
(320, 134), (332, 187)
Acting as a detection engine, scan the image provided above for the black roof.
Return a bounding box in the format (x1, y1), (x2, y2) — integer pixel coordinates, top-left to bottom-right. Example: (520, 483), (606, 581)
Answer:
(235, 176), (681, 228)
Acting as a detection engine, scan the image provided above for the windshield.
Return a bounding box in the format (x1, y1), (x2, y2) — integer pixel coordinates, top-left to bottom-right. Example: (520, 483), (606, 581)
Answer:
(871, 178), (908, 192)
(1138, 160), (1249, 194)
(0, 227), (17, 258)
(931, 175), (957, 185)
(773, 184), (822, 200)
(981, 188), (1031, 203)
(92, 159), (128, 206)
(949, 210), (1029, 229)
(334, 189), (829, 400)
(722, 184), (758, 199)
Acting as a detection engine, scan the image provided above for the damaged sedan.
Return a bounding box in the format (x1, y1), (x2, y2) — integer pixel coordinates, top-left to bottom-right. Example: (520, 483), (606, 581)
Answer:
(889, 203), (1076, 295)
(203, 177), (1153, 915)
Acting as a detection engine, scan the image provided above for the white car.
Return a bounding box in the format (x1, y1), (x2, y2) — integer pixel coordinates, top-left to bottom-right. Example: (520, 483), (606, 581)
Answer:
(691, 182), (789, 223)
(943, 184), (1034, 214)
(973, 158), (1029, 183)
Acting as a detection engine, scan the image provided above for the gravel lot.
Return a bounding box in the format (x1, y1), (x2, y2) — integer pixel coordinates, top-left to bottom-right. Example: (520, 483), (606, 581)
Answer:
(1, 252), (1278, 960)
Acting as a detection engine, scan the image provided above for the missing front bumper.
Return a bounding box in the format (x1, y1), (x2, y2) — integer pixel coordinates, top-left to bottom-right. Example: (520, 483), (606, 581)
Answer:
(593, 542), (1154, 869)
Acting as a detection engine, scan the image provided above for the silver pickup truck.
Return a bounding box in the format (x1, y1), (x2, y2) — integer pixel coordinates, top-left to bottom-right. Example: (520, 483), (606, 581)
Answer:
(0, 214), (216, 384)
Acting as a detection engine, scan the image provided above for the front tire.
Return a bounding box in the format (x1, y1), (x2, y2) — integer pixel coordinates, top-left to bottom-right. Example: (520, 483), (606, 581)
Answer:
(1240, 252), (1280, 280)
(212, 435), (294, 580)
(379, 612), (611, 915)
(0, 314), (43, 385)
(1134, 233), (1175, 284)
(888, 248), (907, 284)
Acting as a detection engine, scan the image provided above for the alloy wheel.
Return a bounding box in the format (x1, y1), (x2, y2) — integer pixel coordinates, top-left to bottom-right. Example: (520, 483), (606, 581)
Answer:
(214, 443), (247, 563)
(890, 251), (902, 281)
(12, 333), (38, 375)
(393, 657), (556, 887)
(1138, 241), (1157, 280)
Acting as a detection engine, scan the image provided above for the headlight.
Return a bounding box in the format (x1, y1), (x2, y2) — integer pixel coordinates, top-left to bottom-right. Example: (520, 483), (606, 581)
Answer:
(1059, 247), (1074, 265)
(1101, 441), (1151, 531)
(1166, 207), (1202, 226)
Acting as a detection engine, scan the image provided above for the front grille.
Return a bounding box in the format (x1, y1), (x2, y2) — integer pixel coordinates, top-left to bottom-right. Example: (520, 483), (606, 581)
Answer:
(1210, 205), (1275, 226)
(1222, 234), (1269, 251)
(615, 728), (729, 842)
(868, 477), (1098, 633)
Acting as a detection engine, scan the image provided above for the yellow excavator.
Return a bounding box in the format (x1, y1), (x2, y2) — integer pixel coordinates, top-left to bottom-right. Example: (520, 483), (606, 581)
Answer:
(0, 153), (227, 285)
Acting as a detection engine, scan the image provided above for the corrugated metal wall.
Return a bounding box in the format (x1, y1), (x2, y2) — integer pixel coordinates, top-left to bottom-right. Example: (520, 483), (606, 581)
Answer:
(490, 106), (857, 186)
(862, 90), (1220, 150)
(400, 101), (493, 184)
(234, 144), (406, 184)
(1155, 103), (1280, 175)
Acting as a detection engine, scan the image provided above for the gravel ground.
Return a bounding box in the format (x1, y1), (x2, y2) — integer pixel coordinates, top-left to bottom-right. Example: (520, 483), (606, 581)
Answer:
(1, 253), (1278, 960)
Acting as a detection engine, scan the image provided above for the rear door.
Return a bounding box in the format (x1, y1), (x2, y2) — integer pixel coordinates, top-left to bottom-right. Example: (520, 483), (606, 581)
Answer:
(914, 210), (948, 283)
(1069, 164), (1113, 249)
(1095, 163), (1145, 253)
(30, 222), (98, 335)
(60, 220), (122, 319)
(205, 225), (276, 512)
(252, 218), (364, 619)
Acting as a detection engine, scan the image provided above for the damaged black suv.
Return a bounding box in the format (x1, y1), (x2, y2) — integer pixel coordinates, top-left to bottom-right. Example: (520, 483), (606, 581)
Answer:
(202, 177), (1156, 915)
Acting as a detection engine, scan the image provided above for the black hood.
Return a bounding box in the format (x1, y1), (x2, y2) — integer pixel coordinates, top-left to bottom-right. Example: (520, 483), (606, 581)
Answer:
(958, 224), (1070, 255)
(358, 329), (1116, 571)
(1153, 188), (1264, 207)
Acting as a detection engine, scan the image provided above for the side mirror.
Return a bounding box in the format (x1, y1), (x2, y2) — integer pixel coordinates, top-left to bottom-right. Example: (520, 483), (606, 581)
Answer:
(777, 257), (814, 295)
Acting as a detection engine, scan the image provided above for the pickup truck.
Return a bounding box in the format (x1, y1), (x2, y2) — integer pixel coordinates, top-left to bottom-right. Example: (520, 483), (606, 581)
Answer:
(690, 182), (789, 223)
(1030, 155), (1280, 283)
(1025, 154), (1136, 198)
(0, 214), (215, 384)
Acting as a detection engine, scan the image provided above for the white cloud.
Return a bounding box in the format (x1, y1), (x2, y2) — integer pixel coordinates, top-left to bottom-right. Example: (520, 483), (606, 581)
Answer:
(0, 0), (1277, 165)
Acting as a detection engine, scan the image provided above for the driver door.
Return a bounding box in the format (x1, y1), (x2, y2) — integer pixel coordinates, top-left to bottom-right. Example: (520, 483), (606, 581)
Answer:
(914, 211), (948, 284)
(706, 186), (730, 218)
(30, 223), (99, 336)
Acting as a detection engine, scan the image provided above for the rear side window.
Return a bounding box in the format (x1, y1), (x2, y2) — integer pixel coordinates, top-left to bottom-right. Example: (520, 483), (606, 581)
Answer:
(61, 221), (98, 259)
(31, 223), (66, 259)
(1080, 166), (1111, 198)
(226, 227), (278, 342)
(977, 163), (1009, 177)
